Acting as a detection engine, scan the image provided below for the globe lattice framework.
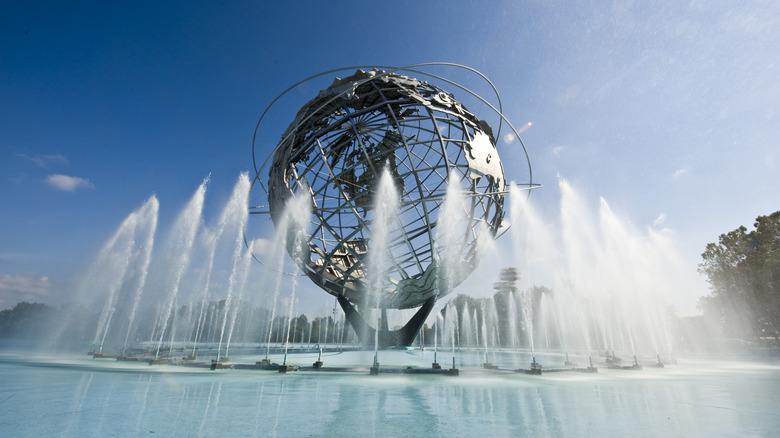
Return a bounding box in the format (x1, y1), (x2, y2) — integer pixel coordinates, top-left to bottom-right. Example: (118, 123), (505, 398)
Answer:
(253, 66), (531, 346)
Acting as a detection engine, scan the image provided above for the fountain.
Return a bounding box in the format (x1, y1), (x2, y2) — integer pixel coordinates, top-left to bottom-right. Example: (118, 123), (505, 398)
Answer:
(66, 156), (680, 378)
(50, 65), (680, 378)
(400, 173), (686, 377)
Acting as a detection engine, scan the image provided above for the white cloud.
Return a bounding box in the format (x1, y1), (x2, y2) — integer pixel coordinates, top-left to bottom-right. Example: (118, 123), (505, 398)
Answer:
(653, 213), (667, 227)
(671, 167), (688, 179)
(18, 153), (68, 168)
(0, 273), (53, 308)
(45, 174), (95, 192)
(551, 145), (564, 157)
(250, 238), (272, 256)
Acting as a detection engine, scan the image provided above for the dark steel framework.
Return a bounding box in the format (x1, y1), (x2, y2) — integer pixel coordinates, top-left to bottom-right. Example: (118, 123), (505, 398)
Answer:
(250, 64), (536, 346)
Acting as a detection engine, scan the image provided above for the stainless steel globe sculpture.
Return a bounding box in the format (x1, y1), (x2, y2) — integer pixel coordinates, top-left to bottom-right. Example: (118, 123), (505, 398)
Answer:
(251, 64), (534, 346)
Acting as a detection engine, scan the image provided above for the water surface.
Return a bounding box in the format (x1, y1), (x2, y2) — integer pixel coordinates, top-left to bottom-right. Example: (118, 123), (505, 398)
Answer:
(1, 351), (778, 437)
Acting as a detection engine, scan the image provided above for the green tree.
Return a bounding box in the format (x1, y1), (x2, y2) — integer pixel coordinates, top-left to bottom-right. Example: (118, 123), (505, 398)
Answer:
(0, 302), (55, 339)
(698, 211), (780, 339)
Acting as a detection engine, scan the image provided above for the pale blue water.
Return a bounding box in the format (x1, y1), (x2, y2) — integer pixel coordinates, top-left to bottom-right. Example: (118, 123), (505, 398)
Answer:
(1, 350), (779, 437)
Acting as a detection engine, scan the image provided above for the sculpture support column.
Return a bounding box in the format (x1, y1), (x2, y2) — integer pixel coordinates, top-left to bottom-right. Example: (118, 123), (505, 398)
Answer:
(338, 296), (436, 347)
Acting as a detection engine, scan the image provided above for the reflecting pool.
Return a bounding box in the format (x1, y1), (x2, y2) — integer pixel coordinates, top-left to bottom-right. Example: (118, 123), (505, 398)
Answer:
(1, 350), (779, 437)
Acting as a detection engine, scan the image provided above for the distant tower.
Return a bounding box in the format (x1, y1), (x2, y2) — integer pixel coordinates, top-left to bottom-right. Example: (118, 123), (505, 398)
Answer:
(493, 267), (519, 295)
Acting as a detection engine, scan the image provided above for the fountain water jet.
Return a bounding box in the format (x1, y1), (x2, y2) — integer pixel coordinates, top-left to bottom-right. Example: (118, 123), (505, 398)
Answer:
(224, 247), (253, 358)
(214, 173), (251, 362)
(83, 195), (159, 357)
(496, 177), (680, 368)
(152, 177), (208, 360)
(363, 167), (400, 354)
(254, 191), (311, 365)
(120, 197), (159, 356)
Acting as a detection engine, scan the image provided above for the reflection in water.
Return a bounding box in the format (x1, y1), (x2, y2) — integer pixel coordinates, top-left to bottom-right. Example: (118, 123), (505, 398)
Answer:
(252, 381), (266, 434)
(136, 375), (152, 436)
(198, 381), (217, 435)
(273, 380), (284, 435)
(62, 373), (93, 436)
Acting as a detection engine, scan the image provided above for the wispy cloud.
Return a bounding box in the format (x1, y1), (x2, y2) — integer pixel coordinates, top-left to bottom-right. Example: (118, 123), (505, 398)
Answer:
(0, 273), (52, 308)
(18, 153), (68, 168)
(671, 167), (689, 179)
(653, 213), (667, 227)
(250, 238), (271, 256)
(45, 174), (95, 192)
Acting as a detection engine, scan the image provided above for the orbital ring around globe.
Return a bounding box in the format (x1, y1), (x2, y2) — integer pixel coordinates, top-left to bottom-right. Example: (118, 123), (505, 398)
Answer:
(248, 63), (536, 320)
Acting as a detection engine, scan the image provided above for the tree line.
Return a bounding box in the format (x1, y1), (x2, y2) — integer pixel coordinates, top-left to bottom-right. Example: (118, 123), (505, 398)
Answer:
(0, 299), (354, 348)
(698, 210), (780, 344)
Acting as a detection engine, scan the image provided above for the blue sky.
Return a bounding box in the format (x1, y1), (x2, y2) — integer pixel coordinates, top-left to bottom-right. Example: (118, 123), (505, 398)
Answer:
(1, 1), (778, 315)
